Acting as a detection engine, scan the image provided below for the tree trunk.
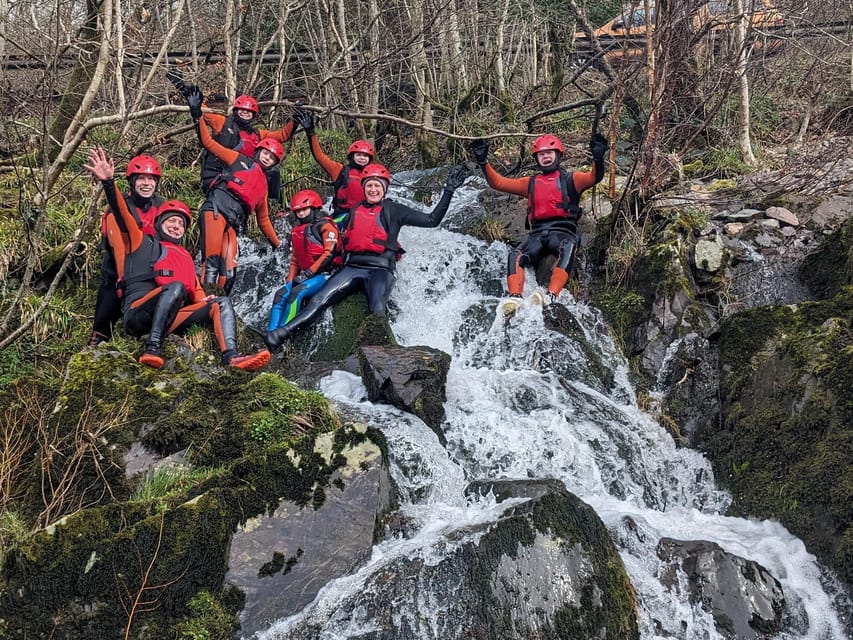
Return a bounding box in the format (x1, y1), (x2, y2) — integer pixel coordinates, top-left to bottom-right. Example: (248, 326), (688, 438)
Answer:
(223, 0), (236, 101)
(47, 0), (103, 160)
(733, 0), (756, 164)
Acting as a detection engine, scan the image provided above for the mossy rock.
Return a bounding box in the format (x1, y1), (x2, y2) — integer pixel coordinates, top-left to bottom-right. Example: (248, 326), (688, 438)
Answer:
(697, 289), (853, 588)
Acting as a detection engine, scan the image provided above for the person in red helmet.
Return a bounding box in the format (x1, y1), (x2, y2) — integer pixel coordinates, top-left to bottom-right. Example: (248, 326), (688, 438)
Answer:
(184, 85), (282, 294)
(264, 163), (468, 352)
(470, 132), (608, 306)
(266, 189), (343, 330)
(292, 108), (375, 220)
(166, 70), (295, 200)
(84, 147), (271, 371)
(88, 153), (164, 347)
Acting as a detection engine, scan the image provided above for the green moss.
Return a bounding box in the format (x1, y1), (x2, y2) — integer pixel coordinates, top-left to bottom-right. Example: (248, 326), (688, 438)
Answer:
(700, 289), (853, 586)
(172, 590), (240, 640)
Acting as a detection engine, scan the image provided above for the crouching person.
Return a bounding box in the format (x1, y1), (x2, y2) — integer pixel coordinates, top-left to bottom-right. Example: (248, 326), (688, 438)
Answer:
(84, 147), (270, 371)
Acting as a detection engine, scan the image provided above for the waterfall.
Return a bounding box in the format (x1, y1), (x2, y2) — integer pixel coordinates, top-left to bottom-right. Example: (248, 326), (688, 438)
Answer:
(252, 171), (851, 640)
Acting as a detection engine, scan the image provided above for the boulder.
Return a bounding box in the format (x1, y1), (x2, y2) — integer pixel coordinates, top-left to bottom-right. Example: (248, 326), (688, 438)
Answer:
(358, 344), (451, 439)
(281, 479), (640, 639)
(657, 538), (785, 638)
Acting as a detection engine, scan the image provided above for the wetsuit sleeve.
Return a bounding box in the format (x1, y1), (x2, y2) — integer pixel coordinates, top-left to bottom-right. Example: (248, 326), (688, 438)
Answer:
(481, 164), (530, 197)
(103, 179), (143, 251)
(305, 221), (339, 275)
(260, 119), (296, 143)
(307, 134), (344, 180)
(394, 189), (455, 229)
(255, 198), (280, 248)
(196, 118), (240, 165)
(286, 253), (299, 282)
(201, 112), (226, 136)
(571, 160), (604, 194)
(190, 278), (206, 303)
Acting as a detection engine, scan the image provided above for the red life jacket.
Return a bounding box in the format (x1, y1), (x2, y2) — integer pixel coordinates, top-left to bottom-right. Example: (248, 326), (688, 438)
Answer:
(215, 157), (267, 212)
(332, 166), (365, 213)
(122, 237), (198, 302)
(201, 116), (260, 185)
(344, 204), (400, 255)
(527, 169), (581, 226)
(291, 219), (343, 271)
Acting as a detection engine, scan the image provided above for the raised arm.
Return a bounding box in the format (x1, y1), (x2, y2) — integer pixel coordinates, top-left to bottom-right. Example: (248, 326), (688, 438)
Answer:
(293, 109), (344, 180)
(396, 166), (469, 228)
(84, 148), (143, 251)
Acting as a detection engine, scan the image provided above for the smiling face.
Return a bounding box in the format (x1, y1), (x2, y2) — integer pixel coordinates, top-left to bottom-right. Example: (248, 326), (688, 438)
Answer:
(363, 178), (386, 204)
(352, 152), (371, 167)
(235, 108), (255, 121)
(160, 214), (186, 240)
(132, 174), (157, 199)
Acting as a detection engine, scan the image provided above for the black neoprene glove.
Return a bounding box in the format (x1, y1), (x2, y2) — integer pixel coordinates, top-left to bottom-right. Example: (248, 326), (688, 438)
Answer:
(589, 132), (609, 162)
(293, 108), (315, 135)
(185, 86), (204, 121)
(471, 139), (489, 165)
(444, 165), (468, 192)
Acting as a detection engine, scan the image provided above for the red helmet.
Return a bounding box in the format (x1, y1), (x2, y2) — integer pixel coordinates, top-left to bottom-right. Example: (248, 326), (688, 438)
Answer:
(348, 140), (375, 158)
(290, 189), (323, 212)
(156, 200), (192, 228)
(232, 94), (259, 114)
(256, 138), (284, 162)
(360, 163), (391, 185)
(531, 134), (564, 155)
(125, 154), (162, 178)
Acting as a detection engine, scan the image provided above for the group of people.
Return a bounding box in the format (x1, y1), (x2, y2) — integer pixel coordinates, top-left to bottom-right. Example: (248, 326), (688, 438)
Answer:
(86, 74), (609, 370)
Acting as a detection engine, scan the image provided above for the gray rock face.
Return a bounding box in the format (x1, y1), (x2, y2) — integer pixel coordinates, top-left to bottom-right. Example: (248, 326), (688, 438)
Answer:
(656, 538), (785, 639)
(358, 344), (451, 439)
(226, 433), (394, 638)
(282, 479), (639, 640)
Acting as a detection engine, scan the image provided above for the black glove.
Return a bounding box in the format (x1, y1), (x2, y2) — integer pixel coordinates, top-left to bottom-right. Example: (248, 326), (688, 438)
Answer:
(293, 108), (314, 135)
(166, 69), (188, 95)
(185, 85), (204, 121)
(273, 242), (287, 253)
(294, 269), (314, 285)
(589, 132), (609, 161)
(443, 165), (468, 192)
(471, 139), (489, 165)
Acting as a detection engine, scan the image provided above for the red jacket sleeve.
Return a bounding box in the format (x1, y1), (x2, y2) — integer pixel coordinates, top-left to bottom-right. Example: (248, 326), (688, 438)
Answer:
(260, 119), (296, 144)
(308, 134), (345, 180)
(481, 164), (530, 197)
(255, 197), (280, 248)
(197, 119), (240, 165)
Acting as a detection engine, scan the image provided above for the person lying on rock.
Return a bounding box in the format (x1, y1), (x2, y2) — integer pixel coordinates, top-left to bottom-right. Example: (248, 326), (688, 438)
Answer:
(264, 163), (469, 352)
(84, 147), (271, 371)
(470, 132), (608, 304)
(267, 189), (343, 331)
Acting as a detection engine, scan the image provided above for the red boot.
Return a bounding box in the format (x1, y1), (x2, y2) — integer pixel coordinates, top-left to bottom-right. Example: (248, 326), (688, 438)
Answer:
(138, 345), (164, 369)
(228, 350), (271, 371)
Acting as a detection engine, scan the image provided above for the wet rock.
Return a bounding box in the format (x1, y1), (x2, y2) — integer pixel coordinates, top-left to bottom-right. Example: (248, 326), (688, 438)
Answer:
(358, 344), (451, 438)
(281, 480), (639, 640)
(226, 431), (394, 638)
(656, 538), (785, 639)
(694, 235), (725, 272)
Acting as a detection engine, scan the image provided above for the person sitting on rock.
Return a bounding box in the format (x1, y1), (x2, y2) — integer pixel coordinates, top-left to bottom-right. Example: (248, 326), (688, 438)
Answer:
(84, 147), (271, 371)
(292, 107), (376, 222)
(470, 132), (608, 304)
(267, 189), (343, 331)
(264, 163), (469, 352)
(184, 84), (283, 294)
(88, 154), (164, 347)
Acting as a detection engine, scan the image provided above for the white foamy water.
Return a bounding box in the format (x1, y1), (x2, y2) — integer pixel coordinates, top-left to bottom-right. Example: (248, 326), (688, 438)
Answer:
(255, 173), (850, 640)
